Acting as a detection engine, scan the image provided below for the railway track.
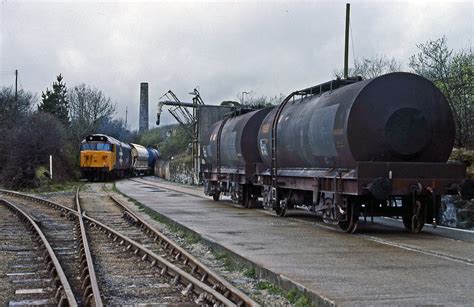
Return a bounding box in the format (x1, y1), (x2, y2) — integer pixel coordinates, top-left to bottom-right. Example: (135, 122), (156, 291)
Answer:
(0, 189), (102, 306)
(76, 187), (197, 305)
(0, 187), (258, 306)
(79, 184), (258, 306)
(0, 198), (77, 306)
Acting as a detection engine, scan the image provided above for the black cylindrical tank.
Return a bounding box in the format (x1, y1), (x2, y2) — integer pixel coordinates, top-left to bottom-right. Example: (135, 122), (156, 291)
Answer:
(258, 72), (455, 169)
(202, 107), (273, 168)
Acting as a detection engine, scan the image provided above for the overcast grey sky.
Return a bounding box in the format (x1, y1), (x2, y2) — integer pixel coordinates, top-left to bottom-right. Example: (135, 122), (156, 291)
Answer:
(1, 0), (472, 129)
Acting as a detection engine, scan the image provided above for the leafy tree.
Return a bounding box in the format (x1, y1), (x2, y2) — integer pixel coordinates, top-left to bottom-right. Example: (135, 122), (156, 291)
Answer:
(68, 83), (116, 146)
(409, 37), (473, 148)
(137, 125), (191, 159)
(160, 125), (192, 158)
(139, 127), (165, 148)
(38, 74), (69, 126)
(334, 55), (402, 79)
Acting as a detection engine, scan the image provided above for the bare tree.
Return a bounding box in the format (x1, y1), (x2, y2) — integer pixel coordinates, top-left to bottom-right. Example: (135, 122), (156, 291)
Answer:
(409, 37), (473, 148)
(0, 87), (36, 176)
(0, 87), (35, 128)
(334, 55), (402, 79)
(236, 91), (285, 109)
(98, 117), (135, 143)
(68, 83), (116, 145)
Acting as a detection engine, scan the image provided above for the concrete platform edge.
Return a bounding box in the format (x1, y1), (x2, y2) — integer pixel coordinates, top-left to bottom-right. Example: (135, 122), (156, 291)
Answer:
(117, 185), (336, 307)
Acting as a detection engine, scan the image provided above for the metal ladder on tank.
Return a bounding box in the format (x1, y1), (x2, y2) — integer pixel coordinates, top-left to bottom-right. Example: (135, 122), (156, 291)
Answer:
(216, 116), (230, 181)
(270, 91), (297, 208)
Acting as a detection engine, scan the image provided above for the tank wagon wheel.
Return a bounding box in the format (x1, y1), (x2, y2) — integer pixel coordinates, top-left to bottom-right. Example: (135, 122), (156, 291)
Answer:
(247, 197), (257, 209)
(275, 206), (287, 217)
(338, 202), (359, 233)
(402, 200), (425, 233)
(243, 198), (251, 209)
(241, 186), (258, 209)
(231, 190), (240, 204)
(274, 198), (288, 217)
(242, 187), (251, 209)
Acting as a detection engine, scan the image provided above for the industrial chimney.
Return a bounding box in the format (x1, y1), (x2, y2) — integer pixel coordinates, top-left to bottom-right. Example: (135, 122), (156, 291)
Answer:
(139, 82), (149, 133)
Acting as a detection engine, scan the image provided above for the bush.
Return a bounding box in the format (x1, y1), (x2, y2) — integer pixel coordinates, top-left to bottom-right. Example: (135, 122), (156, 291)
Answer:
(0, 112), (75, 189)
(450, 148), (474, 178)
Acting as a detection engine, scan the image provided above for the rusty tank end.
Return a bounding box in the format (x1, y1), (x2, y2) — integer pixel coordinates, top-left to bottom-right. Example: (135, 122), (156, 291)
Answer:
(202, 107), (273, 168)
(258, 72), (455, 169)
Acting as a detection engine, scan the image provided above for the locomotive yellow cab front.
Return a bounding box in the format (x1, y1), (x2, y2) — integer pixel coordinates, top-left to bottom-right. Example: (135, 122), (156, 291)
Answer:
(80, 149), (114, 171)
(79, 134), (131, 180)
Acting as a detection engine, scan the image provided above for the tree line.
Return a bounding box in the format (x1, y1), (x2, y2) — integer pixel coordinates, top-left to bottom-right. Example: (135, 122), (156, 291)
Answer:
(0, 73), (192, 189)
(0, 75), (134, 188)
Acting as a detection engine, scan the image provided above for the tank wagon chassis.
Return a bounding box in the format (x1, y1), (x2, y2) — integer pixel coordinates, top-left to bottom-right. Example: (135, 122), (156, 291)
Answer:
(205, 161), (463, 234)
(202, 73), (466, 233)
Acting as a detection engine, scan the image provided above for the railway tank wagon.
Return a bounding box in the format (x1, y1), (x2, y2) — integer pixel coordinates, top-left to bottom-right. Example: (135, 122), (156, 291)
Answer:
(80, 134), (131, 180)
(202, 72), (466, 233)
(202, 108), (272, 206)
(146, 147), (160, 175)
(130, 143), (150, 176)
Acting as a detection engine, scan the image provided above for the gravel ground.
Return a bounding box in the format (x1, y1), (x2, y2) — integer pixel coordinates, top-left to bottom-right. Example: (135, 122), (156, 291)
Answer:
(40, 184), (297, 306)
(0, 206), (22, 304)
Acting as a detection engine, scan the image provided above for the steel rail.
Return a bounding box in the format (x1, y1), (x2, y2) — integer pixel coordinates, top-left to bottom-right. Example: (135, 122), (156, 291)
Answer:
(107, 191), (259, 307)
(0, 189), (240, 306)
(75, 187), (104, 307)
(82, 212), (236, 306)
(0, 188), (103, 307)
(0, 198), (78, 307)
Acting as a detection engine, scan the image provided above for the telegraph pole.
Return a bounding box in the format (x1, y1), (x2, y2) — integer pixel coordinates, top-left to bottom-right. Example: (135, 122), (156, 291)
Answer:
(14, 69), (18, 101)
(344, 3), (350, 79)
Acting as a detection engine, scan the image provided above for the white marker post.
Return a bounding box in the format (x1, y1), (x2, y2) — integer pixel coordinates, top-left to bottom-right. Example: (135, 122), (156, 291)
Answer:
(49, 155), (53, 179)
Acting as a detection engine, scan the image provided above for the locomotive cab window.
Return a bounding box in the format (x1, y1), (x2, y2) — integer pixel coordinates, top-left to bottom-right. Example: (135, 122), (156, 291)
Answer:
(81, 143), (95, 150)
(97, 143), (111, 151)
(81, 143), (112, 151)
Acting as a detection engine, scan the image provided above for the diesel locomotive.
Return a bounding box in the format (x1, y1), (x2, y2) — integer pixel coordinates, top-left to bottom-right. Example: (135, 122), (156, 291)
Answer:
(80, 134), (160, 180)
(201, 72), (466, 233)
